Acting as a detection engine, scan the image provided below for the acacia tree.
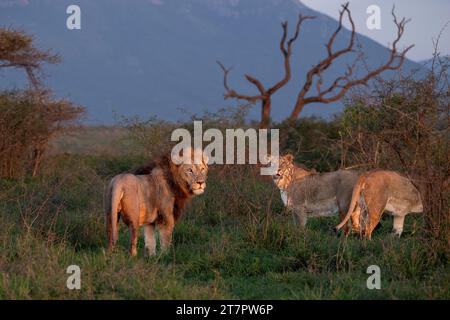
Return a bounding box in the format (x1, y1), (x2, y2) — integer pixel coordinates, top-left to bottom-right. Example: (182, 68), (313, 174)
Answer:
(0, 28), (60, 88)
(218, 3), (413, 128)
(0, 28), (83, 178)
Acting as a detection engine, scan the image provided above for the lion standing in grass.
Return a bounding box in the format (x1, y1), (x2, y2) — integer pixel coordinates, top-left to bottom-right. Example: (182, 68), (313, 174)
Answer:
(105, 148), (208, 256)
(335, 170), (423, 239)
(267, 154), (359, 229)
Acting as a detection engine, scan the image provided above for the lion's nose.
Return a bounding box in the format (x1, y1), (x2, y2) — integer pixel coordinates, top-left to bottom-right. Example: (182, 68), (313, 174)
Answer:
(197, 181), (205, 188)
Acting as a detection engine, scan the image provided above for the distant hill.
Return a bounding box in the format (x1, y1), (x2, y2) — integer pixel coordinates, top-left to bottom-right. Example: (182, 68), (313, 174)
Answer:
(418, 56), (449, 69)
(0, 0), (421, 123)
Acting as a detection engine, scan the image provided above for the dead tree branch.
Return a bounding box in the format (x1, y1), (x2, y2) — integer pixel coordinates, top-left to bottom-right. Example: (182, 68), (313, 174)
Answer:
(218, 14), (315, 128)
(289, 4), (414, 121)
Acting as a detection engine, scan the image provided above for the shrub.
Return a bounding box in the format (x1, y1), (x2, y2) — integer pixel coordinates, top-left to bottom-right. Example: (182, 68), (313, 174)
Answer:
(0, 90), (84, 178)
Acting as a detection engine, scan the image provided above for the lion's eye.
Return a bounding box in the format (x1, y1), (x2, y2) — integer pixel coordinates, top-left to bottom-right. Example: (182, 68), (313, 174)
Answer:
(187, 168), (194, 174)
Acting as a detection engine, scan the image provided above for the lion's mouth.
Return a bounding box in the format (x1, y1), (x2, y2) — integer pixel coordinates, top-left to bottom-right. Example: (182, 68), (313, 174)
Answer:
(191, 181), (206, 195)
(192, 188), (205, 195)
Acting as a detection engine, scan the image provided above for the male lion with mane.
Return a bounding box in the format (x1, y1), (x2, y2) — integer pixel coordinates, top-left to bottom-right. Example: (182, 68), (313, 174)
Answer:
(105, 148), (208, 256)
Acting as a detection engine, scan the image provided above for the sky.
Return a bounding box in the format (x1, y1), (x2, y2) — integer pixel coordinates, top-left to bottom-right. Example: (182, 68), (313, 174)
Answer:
(300, 0), (450, 62)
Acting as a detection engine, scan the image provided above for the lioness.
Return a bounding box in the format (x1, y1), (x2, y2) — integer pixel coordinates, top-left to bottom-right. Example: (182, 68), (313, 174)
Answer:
(105, 148), (208, 256)
(267, 154), (359, 228)
(335, 170), (423, 239)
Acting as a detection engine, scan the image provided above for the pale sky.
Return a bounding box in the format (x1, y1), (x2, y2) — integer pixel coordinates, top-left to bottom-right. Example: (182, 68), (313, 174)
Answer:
(300, 0), (450, 62)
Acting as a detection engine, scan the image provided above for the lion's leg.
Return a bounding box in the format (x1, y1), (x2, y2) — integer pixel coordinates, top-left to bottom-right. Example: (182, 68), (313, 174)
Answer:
(300, 214), (308, 227)
(292, 209), (299, 225)
(350, 206), (361, 233)
(106, 213), (114, 251)
(296, 206), (307, 227)
(364, 206), (383, 240)
(392, 214), (406, 237)
(158, 216), (175, 253)
(106, 213), (119, 251)
(129, 223), (139, 257)
(144, 224), (156, 256)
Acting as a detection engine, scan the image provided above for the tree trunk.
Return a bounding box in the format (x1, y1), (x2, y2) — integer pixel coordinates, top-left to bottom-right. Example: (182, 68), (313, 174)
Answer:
(289, 99), (305, 123)
(31, 145), (45, 177)
(259, 98), (271, 129)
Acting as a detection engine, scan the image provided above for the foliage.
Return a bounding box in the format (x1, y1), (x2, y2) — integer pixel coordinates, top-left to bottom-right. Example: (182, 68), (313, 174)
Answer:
(0, 153), (447, 299)
(341, 56), (449, 252)
(0, 28), (60, 88)
(0, 90), (84, 178)
(0, 25), (447, 301)
(0, 28), (84, 178)
(278, 117), (342, 172)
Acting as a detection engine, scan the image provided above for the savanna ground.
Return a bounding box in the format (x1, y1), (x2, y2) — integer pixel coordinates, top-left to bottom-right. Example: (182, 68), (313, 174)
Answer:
(0, 124), (448, 300)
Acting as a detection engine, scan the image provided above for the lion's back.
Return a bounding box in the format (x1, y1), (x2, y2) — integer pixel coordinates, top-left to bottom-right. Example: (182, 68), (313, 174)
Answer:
(363, 170), (422, 210)
(110, 173), (141, 191)
(288, 169), (358, 210)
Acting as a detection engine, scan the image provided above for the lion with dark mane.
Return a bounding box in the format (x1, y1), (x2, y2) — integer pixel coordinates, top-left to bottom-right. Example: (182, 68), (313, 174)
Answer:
(105, 148), (208, 256)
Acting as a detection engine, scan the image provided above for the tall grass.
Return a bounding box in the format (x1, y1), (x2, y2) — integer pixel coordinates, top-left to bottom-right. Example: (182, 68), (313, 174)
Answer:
(0, 153), (448, 299)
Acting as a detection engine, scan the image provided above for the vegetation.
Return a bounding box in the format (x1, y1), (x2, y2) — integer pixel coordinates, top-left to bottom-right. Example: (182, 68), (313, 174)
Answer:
(1, 81), (448, 298)
(0, 22), (448, 300)
(0, 90), (83, 178)
(0, 27), (60, 88)
(0, 136), (448, 299)
(0, 28), (84, 178)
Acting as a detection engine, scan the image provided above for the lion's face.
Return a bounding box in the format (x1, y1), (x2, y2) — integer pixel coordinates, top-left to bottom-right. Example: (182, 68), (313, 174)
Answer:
(178, 162), (208, 195)
(273, 154), (295, 190)
(172, 148), (209, 195)
(266, 154), (295, 190)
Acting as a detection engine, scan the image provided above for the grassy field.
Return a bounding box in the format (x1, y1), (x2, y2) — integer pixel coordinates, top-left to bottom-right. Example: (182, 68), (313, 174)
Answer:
(0, 127), (448, 300)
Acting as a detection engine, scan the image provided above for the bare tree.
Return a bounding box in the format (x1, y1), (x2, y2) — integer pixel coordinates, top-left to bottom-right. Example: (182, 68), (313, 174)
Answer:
(218, 14), (314, 128)
(0, 28), (60, 89)
(219, 3), (414, 127)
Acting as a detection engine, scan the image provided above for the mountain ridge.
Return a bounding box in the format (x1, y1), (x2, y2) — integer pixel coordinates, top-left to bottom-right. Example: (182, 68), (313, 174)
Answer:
(0, 0), (421, 123)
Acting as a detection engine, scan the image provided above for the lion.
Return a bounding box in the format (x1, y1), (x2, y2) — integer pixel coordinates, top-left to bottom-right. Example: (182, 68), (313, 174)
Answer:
(105, 148), (208, 256)
(267, 154), (359, 229)
(267, 154), (315, 204)
(335, 170), (423, 239)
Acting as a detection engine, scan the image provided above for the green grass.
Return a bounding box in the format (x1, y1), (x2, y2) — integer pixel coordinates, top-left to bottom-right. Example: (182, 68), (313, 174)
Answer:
(0, 154), (448, 300)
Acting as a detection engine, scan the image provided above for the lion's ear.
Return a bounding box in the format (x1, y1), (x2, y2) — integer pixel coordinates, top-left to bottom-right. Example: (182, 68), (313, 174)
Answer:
(284, 154), (294, 162)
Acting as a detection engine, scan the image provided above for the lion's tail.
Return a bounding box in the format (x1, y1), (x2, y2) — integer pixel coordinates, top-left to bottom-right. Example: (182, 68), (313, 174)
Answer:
(335, 173), (366, 232)
(105, 177), (122, 250)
